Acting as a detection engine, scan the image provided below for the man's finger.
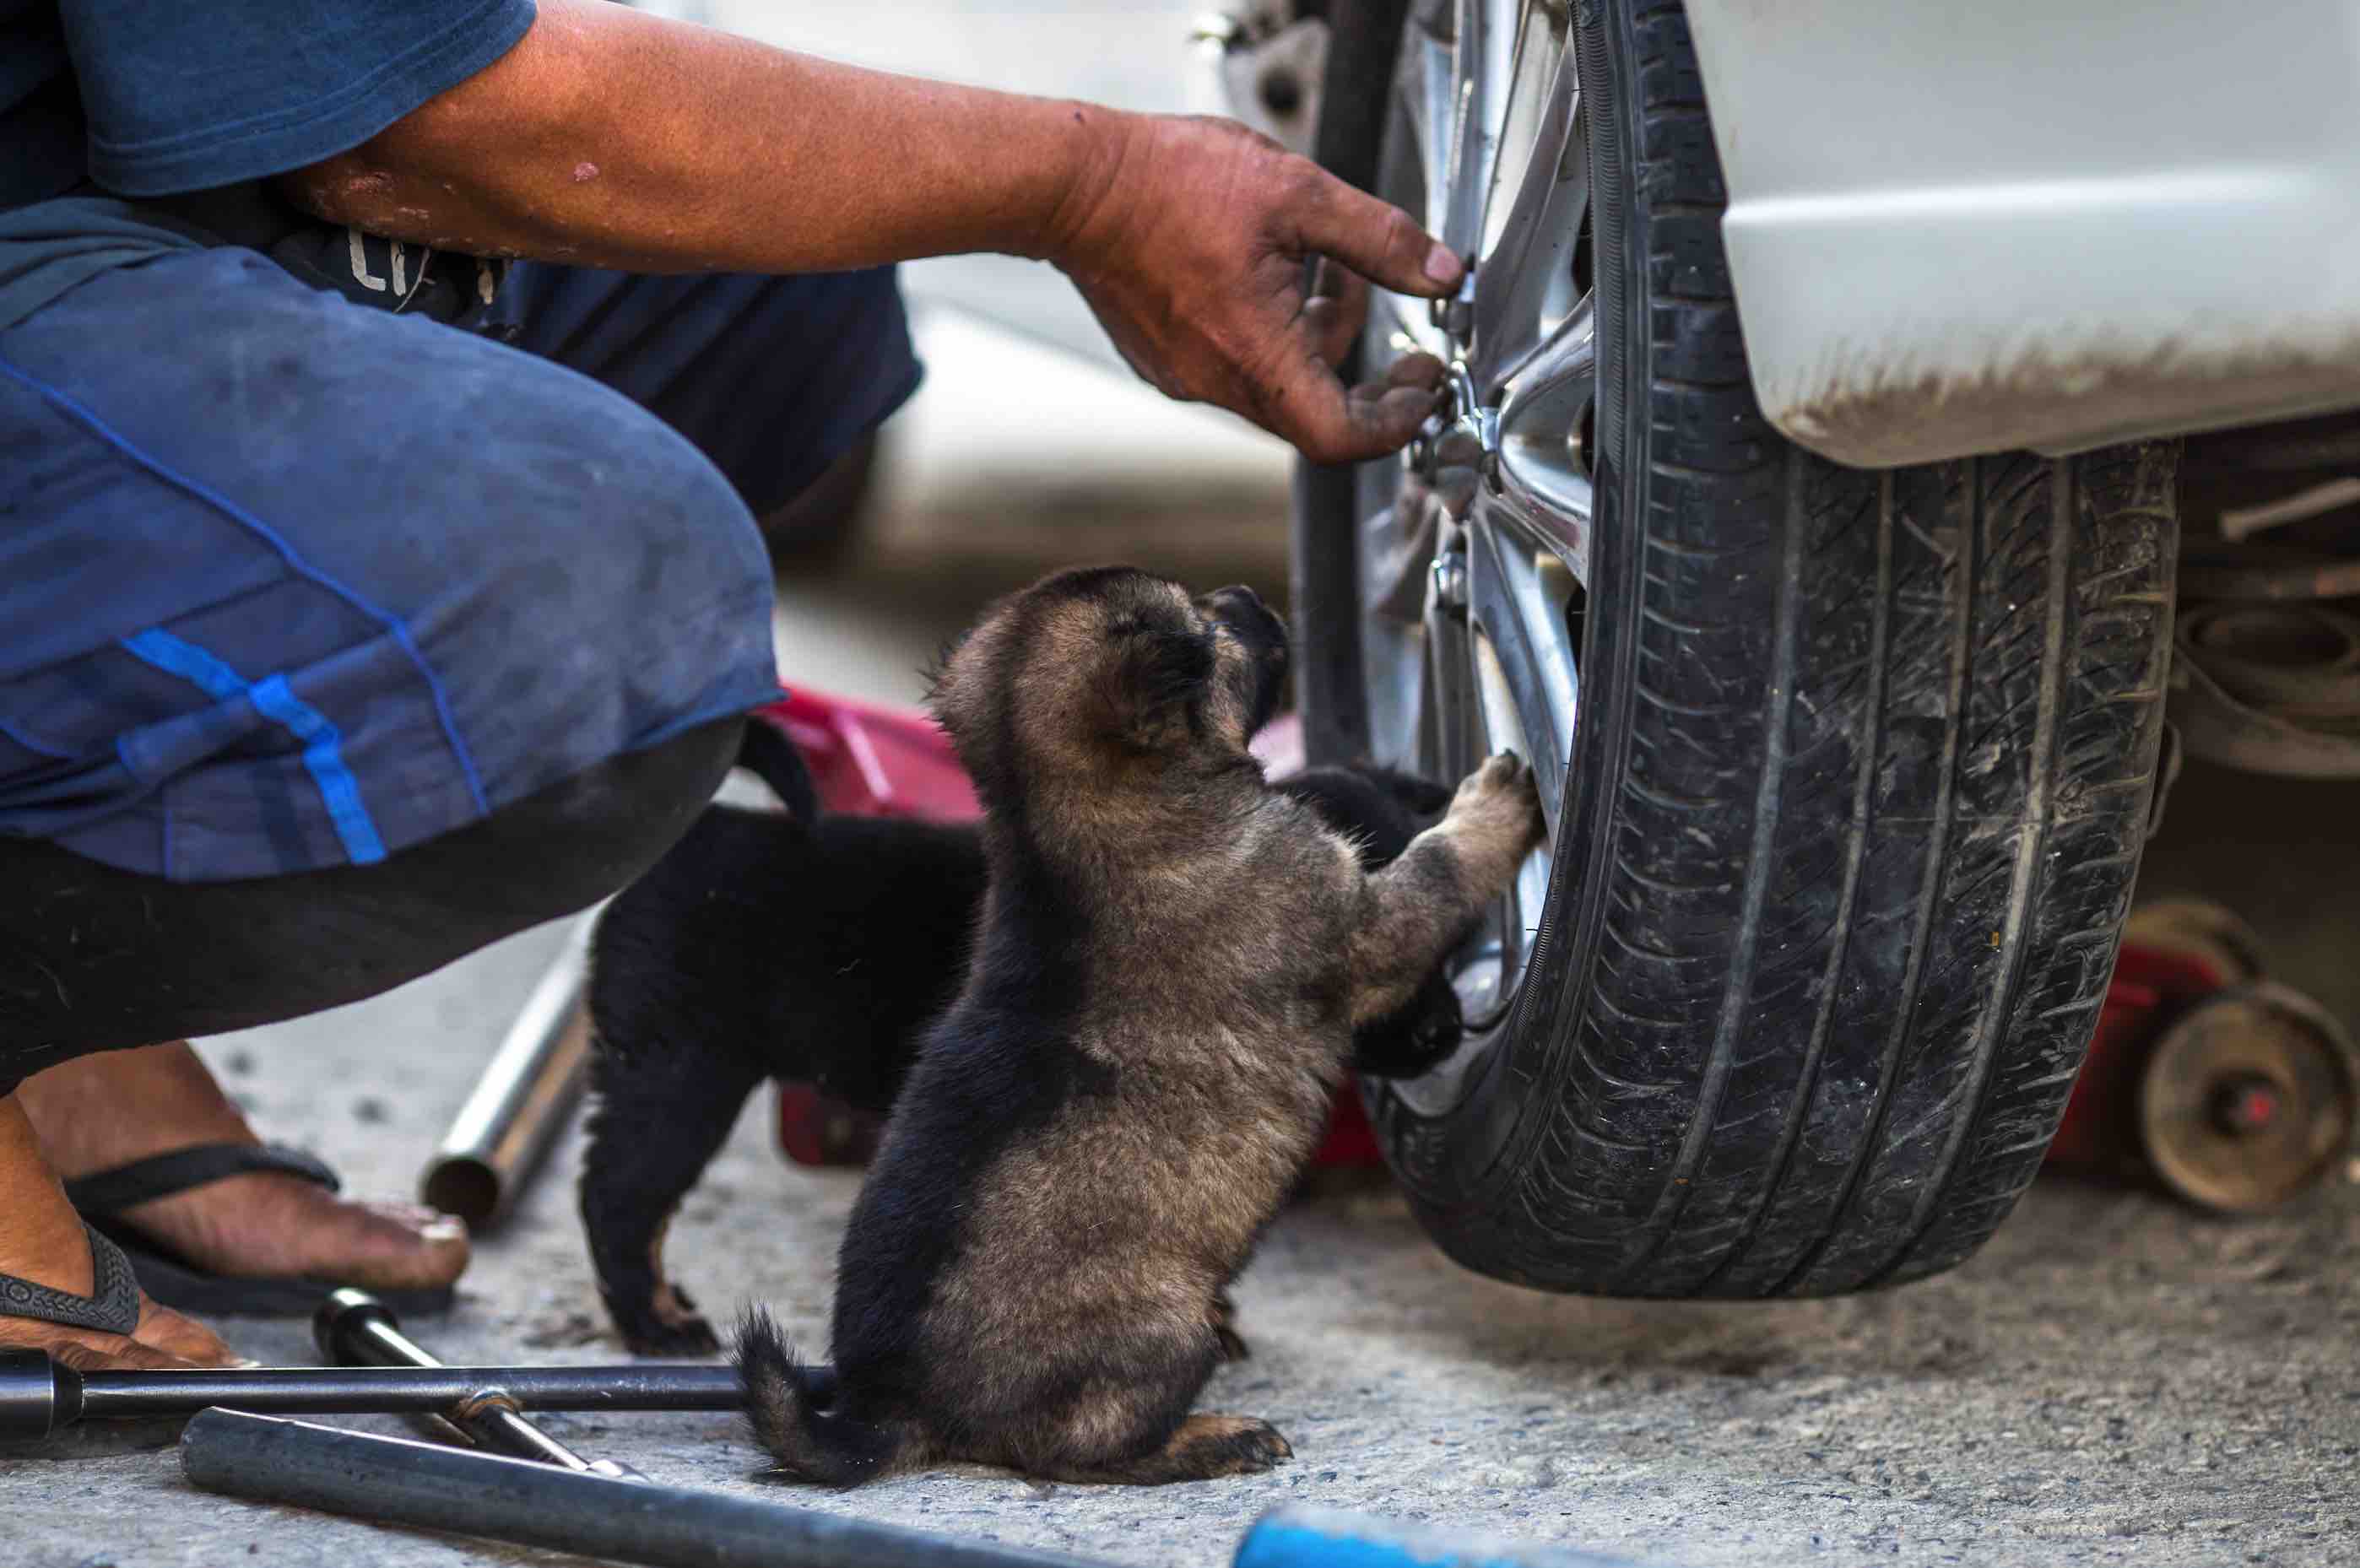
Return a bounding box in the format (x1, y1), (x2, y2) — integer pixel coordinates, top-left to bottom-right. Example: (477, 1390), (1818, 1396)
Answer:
(1290, 167), (1462, 300)
(1380, 352), (1448, 392)
(1264, 345), (1443, 466)
(1345, 381), (1450, 459)
(1302, 268), (1369, 368)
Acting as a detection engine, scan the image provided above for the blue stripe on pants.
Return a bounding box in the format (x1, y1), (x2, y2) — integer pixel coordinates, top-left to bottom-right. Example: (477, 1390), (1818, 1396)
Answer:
(119, 628), (387, 866)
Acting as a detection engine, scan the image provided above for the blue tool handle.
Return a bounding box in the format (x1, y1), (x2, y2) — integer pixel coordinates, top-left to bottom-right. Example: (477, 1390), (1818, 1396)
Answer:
(1235, 1506), (1643, 1568)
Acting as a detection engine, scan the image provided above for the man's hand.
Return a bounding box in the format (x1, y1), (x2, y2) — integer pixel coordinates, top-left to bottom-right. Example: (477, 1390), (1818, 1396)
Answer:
(1050, 116), (1459, 465)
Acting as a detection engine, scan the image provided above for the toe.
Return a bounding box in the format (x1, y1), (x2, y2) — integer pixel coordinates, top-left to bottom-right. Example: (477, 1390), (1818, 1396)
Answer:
(1240, 1421), (1291, 1468)
(136, 1297), (243, 1367)
(29, 1294), (244, 1373)
(328, 1198), (471, 1290)
(126, 1175), (472, 1290)
(47, 1336), (204, 1373)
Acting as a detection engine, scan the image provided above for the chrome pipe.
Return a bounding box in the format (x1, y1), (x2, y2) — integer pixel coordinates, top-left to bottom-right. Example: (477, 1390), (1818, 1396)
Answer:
(419, 906), (601, 1229)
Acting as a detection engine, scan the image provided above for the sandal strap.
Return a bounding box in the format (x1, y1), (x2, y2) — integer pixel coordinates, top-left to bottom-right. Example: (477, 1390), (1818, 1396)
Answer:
(62, 1142), (340, 1217)
(0, 1223), (141, 1336)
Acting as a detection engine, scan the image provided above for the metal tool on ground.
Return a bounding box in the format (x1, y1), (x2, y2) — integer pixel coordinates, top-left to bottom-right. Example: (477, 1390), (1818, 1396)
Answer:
(315, 1287), (645, 1480)
(0, 1349), (740, 1442)
(420, 905), (601, 1229)
(182, 1408), (1118, 1568)
(1234, 1505), (1640, 1568)
(2045, 897), (2359, 1210)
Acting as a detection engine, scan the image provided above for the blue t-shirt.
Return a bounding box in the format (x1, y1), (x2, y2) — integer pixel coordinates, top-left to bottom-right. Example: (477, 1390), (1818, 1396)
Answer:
(0, 0), (535, 331)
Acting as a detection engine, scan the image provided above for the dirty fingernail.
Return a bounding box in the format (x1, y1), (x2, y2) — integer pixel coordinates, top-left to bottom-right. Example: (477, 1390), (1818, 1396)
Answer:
(1424, 242), (1461, 285)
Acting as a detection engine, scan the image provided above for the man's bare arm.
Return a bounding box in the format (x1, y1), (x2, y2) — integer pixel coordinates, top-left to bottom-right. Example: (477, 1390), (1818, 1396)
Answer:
(282, 0), (1460, 462)
(288, 3), (1112, 273)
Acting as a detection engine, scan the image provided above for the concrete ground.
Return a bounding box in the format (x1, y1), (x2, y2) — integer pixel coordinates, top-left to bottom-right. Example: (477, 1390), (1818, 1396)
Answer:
(5, 303), (2357, 1568)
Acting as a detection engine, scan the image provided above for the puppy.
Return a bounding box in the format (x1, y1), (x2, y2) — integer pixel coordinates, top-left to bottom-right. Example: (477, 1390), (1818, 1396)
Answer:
(734, 566), (1544, 1484)
(580, 736), (982, 1355)
(582, 728), (1464, 1355)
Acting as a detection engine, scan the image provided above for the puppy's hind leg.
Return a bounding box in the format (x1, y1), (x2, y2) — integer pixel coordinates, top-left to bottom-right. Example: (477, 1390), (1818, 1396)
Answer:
(582, 1041), (766, 1355)
(1347, 752), (1545, 1026)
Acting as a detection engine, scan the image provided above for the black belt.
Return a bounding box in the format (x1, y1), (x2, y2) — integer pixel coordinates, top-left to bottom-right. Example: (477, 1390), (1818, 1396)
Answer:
(143, 179), (512, 332)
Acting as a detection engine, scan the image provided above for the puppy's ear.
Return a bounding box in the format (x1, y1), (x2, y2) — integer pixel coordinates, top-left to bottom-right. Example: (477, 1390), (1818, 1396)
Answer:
(1092, 624), (1214, 749)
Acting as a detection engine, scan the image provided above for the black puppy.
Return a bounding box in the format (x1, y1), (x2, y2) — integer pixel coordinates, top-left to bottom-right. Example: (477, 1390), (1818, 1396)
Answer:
(582, 722), (1460, 1355)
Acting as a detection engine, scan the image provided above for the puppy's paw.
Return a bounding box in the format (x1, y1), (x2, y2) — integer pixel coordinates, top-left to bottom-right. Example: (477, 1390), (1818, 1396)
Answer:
(620, 1311), (723, 1359)
(1447, 751), (1545, 862)
(1183, 1414), (1291, 1476)
(1450, 749), (1540, 819)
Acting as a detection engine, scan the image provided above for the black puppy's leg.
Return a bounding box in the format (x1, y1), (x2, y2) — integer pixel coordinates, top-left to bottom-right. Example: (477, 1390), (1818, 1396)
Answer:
(1348, 754), (1545, 1026)
(582, 1042), (766, 1355)
(1347, 976), (1463, 1079)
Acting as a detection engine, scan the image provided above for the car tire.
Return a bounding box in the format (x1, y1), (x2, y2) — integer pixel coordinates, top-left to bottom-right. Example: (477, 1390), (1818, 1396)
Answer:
(1299, 0), (2182, 1295)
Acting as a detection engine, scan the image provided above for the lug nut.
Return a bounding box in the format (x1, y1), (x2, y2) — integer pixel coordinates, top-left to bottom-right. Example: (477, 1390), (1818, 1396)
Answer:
(1428, 259), (1476, 343)
(1407, 410), (1446, 473)
(1431, 552), (1468, 614)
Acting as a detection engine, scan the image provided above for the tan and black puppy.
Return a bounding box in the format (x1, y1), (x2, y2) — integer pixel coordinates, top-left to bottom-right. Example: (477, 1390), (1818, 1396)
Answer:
(736, 565), (1544, 1486)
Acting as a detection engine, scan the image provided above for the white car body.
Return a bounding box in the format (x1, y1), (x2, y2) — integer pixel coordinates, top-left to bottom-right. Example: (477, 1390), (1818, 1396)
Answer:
(1684, 0), (2360, 468)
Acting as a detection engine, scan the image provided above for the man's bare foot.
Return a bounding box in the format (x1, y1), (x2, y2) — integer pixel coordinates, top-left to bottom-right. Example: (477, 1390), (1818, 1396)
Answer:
(0, 1095), (240, 1371)
(15, 1043), (468, 1293)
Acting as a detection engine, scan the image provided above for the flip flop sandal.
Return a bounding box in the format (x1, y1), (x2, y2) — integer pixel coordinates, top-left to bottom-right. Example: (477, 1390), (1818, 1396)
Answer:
(0, 1219), (140, 1337)
(0, 1223), (191, 1457)
(65, 1143), (456, 1318)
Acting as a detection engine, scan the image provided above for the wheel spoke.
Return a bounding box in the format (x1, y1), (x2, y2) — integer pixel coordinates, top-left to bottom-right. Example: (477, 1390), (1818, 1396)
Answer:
(1419, 544), (1479, 789)
(1399, 19), (1459, 244)
(1464, 506), (1578, 837)
(1487, 295), (1597, 580)
(1472, 30), (1581, 380)
(1468, 624), (1557, 1019)
(1437, 0), (1513, 257)
(1494, 276), (1596, 397)
(1369, 6), (1459, 365)
(1363, 492), (1439, 624)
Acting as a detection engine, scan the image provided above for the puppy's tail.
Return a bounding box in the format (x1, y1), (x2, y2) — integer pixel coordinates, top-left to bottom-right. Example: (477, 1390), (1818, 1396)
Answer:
(738, 720), (821, 824)
(732, 1306), (902, 1486)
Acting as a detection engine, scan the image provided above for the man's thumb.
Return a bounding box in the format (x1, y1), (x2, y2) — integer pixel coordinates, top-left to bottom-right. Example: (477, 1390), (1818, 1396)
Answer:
(1291, 171), (1462, 300)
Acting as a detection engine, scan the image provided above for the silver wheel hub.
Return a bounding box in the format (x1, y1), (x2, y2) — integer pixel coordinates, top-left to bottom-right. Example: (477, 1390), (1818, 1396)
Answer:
(1356, 0), (1597, 1108)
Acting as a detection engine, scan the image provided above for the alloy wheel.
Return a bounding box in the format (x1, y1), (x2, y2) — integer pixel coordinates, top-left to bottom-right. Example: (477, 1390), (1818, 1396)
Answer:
(1356, 0), (1594, 1111)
